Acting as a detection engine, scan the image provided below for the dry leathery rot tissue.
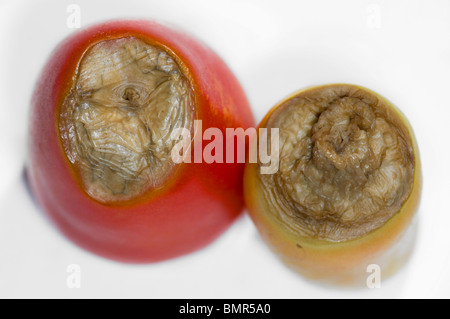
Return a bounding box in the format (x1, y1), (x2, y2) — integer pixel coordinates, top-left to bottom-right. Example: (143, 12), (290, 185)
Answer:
(59, 36), (194, 202)
(259, 84), (415, 242)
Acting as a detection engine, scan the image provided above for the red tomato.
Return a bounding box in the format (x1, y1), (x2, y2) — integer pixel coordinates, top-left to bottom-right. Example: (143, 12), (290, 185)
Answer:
(28, 20), (254, 262)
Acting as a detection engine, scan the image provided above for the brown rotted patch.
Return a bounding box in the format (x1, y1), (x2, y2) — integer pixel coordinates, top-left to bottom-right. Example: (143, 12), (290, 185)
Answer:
(259, 84), (415, 241)
(59, 37), (194, 202)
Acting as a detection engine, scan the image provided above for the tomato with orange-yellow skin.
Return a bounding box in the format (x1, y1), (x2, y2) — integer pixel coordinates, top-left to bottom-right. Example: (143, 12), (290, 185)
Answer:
(244, 84), (421, 285)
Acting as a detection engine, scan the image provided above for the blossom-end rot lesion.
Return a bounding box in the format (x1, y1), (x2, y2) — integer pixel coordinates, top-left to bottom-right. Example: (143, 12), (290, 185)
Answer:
(59, 37), (194, 203)
(259, 84), (415, 242)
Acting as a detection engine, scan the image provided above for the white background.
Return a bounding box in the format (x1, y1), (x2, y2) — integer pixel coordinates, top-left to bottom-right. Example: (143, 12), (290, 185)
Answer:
(0, 0), (449, 299)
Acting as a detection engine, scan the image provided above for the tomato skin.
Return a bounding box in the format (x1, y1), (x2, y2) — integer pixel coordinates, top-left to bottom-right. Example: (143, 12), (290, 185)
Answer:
(28, 20), (254, 262)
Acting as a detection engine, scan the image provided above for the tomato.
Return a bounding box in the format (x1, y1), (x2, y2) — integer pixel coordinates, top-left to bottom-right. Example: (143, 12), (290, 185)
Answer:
(244, 84), (421, 285)
(28, 20), (254, 262)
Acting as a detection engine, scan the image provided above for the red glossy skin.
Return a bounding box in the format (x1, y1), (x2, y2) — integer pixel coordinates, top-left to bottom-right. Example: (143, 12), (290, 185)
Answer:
(28, 20), (255, 262)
